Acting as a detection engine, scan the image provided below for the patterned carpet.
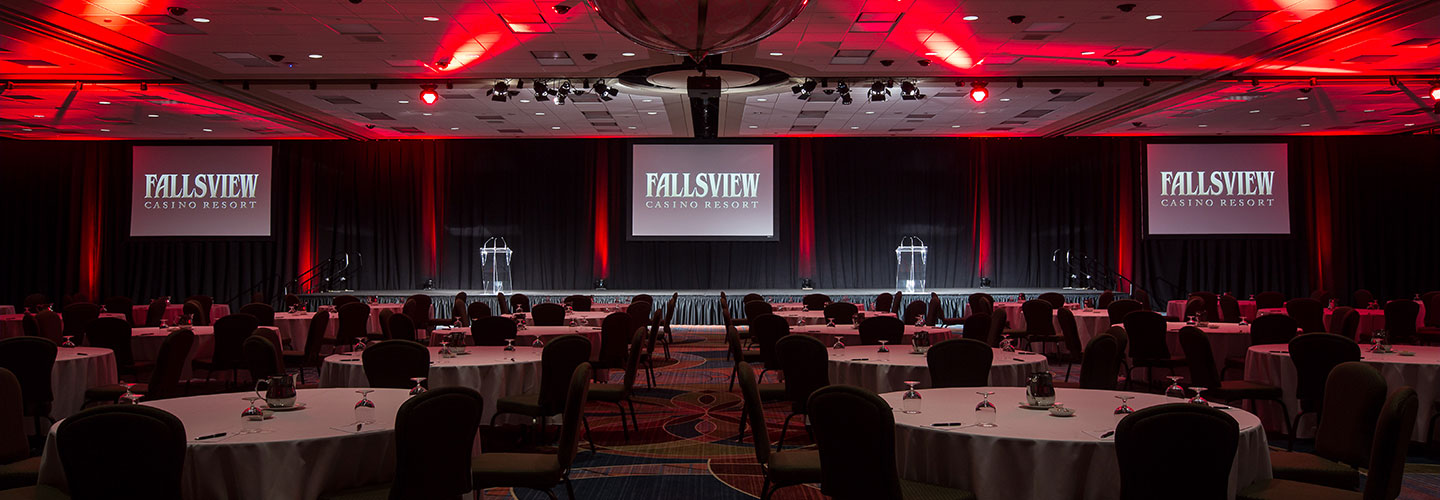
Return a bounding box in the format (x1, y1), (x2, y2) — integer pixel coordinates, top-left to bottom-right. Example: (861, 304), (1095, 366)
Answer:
(299, 326), (1440, 500)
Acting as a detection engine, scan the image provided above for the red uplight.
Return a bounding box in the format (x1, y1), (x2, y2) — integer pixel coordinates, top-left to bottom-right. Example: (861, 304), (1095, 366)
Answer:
(969, 83), (988, 103)
(419, 85), (439, 104)
(1429, 83), (1440, 101)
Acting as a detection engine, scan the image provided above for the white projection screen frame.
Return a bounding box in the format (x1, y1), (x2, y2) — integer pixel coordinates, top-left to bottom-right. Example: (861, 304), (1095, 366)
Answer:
(1144, 142), (1291, 237)
(130, 145), (274, 237)
(629, 143), (778, 241)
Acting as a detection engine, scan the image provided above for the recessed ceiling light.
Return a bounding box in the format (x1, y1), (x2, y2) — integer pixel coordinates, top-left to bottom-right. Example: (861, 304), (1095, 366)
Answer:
(769, 52), (784, 56)
(924, 52), (939, 56)
(977, 111), (987, 114)
(192, 17), (210, 23)
(99, 128), (110, 132)
(148, 114), (159, 118)
(422, 16), (440, 22)
(98, 101), (111, 105)
(1080, 51), (1095, 55)
(748, 125), (758, 128)
(647, 111), (658, 115)
(851, 126), (860, 129)
(999, 98), (1010, 102)
(32, 114), (43, 118)
(535, 112), (545, 115)
(1198, 124), (1208, 127)
(757, 98), (768, 102)
(627, 126), (637, 129)
(1404, 123), (1415, 127)
(962, 15), (979, 21)
(422, 112), (432, 116)
(308, 54), (323, 59)
(450, 127), (459, 130)
(519, 99), (530, 103)
(21, 128), (31, 132)
(1296, 96), (1309, 100)
(1363, 109), (1374, 112)
(642, 99), (653, 102)
(621, 52), (636, 57)
(951, 125), (960, 128)
(201, 128), (212, 132)
(551, 126), (561, 129)
(1145, 14), (1163, 20)
(865, 111), (875, 114)
(1300, 123), (1311, 127)
(1249, 109), (1260, 113)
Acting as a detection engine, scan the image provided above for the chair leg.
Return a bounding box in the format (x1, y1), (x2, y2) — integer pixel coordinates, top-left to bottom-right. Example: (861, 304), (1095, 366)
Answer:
(627, 399), (639, 434)
(542, 488), (560, 500)
(738, 399), (749, 440)
(563, 476), (577, 500)
(777, 412), (799, 452)
(582, 415), (597, 454)
(729, 365), (739, 391)
(644, 360), (655, 388)
(1289, 411), (1307, 451)
(760, 478), (773, 500)
(614, 402), (630, 442)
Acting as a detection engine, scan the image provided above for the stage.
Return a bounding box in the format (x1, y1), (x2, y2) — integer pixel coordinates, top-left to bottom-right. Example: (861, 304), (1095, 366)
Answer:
(298, 288), (1124, 325)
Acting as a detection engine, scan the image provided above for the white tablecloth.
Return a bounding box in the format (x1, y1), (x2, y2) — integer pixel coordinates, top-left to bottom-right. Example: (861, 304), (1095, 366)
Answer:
(131, 304), (231, 327)
(773, 310), (896, 326)
(51, 347), (118, 420)
(38, 388), (436, 500)
(827, 349), (1048, 393)
(444, 325), (603, 360)
(885, 387), (1271, 500)
(320, 346), (540, 421)
(772, 302), (868, 312)
(790, 325), (954, 348)
(0, 312), (127, 339)
(1245, 344), (1440, 441)
(131, 325), (282, 379)
(1167, 300), (1259, 322)
(963, 302), (1082, 329)
(274, 312), (334, 353)
(1161, 322), (1259, 375)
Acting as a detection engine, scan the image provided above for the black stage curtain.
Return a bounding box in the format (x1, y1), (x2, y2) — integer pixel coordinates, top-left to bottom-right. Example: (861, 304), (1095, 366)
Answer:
(0, 142), (109, 305)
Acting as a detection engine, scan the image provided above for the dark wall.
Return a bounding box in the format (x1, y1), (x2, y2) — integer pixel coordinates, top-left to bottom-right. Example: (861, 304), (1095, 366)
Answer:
(3, 135), (1439, 309)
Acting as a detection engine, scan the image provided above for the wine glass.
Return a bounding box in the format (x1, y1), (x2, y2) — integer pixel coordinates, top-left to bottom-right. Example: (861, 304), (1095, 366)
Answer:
(504, 338), (516, 351)
(901, 381), (923, 414)
(409, 377), (427, 396)
(60, 335), (75, 348)
(999, 333), (1015, 352)
(241, 396), (264, 433)
(118, 383), (140, 404)
(531, 336), (544, 348)
(354, 390), (376, 424)
(832, 338), (846, 350)
(796, 316), (806, 327)
(877, 340), (890, 360)
(826, 317), (836, 328)
(1188, 386), (1209, 406)
(1164, 376), (1186, 399)
(439, 340), (452, 358)
(975, 391), (997, 427)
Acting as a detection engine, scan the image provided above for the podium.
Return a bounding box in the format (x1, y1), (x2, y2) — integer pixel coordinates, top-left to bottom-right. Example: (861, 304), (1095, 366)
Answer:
(896, 236), (927, 293)
(480, 237), (513, 293)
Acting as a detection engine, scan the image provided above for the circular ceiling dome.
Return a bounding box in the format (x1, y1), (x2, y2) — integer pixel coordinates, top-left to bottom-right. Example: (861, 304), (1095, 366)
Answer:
(647, 69), (760, 90)
(616, 62), (790, 95)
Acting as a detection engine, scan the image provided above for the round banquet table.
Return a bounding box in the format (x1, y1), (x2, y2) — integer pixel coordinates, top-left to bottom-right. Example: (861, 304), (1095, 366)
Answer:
(771, 302), (869, 312)
(442, 325), (603, 360)
(505, 310), (613, 327)
(0, 312), (127, 339)
(1161, 322), (1259, 375)
(789, 325), (955, 347)
(130, 325), (282, 379)
(828, 349), (1048, 393)
(50, 347), (118, 421)
(1254, 302), (1425, 340)
(130, 304), (230, 327)
(273, 311), (334, 353)
(772, 310), (895, 326)
(588, 302), (631, 312)
(963, 302), (1082, 329)
(320, 346), (540, 421)
(36, 388), (443, 500)
(884, 387), (1271, 500)
(1167, 299), (1259, 322)
(1244, 344), (1440, 441)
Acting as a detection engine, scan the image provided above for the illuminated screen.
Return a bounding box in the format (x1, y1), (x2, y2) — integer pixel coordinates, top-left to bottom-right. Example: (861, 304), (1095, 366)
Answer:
(630, 144), (776, 240)
(130, 146), (273, 237)
(1146, 143), (1290, 236)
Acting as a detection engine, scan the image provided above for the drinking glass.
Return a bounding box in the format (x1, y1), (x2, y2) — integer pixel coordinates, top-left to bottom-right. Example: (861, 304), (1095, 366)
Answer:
(118, 383), (140, 404)
(1188, 386), (1209, 406)
(826, 318), (836, 328)
(1113, 395), (1135, 426)
(1164, 376), (1186, 399)
(531, 337), (545, 348)
(504, 338), (516, 351)
(832, 338), (845, 350)
(439, 340), (452, 358)
(354, 390), (376, 424)
(409, 377), (427, 396)
(975, 391), (997, 427)
(915, 317), (926, 327)
(241, 396), (264, 433)
(901, 381), (923, 414)
(60, 336), (75, 348)
(999, 334), (1015, 352)
(796, 316), (806, 327)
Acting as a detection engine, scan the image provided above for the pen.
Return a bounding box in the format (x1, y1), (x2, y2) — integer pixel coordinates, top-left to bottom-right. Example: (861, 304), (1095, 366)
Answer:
(195, 432), (227, 440)
(932, 422), (965, 427)
(1100, 431), (1115, 439)
(849, 358), (869, 361)
(1012, 358), (1026, 362)
(356, 423), (363, 432)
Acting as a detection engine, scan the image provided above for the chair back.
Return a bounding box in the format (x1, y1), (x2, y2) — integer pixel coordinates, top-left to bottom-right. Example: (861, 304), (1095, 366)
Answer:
(145, 299), (168, 327)
(597, 312), (632, 367)
(103, 296), (135, 326)
(1255, 291), (1286, 310)
(388, 313), (418, 342)
(1425, 292), (1440, 328)
(824, 302), (859, 324)
(619, 327), (646, 393)
(1285, 298), (1326, 333)
(857, 316), (903, 345)
(467, 301), (493, 320)
(391, 387), (484, 499)
(35, 310), (62, 343)
(967, 293), (994, 317)
(890, 291), (904, 314)
(538, 335), (592, 415)
(213, 314), (259, 369)
(626, 301), (653, 333)
(987, 312), (1008, 347)
(1252, 313), (1299, 346)
(1191, 291), (1220, 321)
(1289, 333), (1361, 412)
(300, 310), (331, 363)
(531, 303), (566, 326)
(1184, 297), (1208, 322)
(961, 313), (991, 344)
(744, 300), (773, 320)
(926, 338), (993, 388)
(181, 300), (206, 328)
(1328, 307), (1359, 340)
(22, 293), (49, 313)
(925, 293), (943, 325)
(751, 314), (790, 369)
(1383, 300), (1419, 344)
(1116, 404), (1238, 500)
(62, 302), (101, 340)
(557, 363), (593, 469)
(239, 302), (275, 327)
(1105, 326), (1130, 360)
(471, 316), (518, 346)
(1364, 387), (1419, 500)
(1177, 327), (1221, 389)
(1038, 292), (1066, 309)
(873, 293), (893, 315)
(87, 317), (136, 369)
(1219, 294), (1241, 323)
(736, 362), (775, 465)
(1313, 362), (1387, 468)
(564, 295), (592, 312)
(146, 329), (196, 400)
(741, 293), (765, 305)
(1352, 289), (1374, 307)
(336, 302), (371, 346)
(362, 340), (430, 389)
(332, 295), (360, 308)
(1058, 307), (1083, 355)
(451, 294), (468, 327)
(802, 293), (831, 311)
(1123, 311), (1171, 361)
(57, 405), (187, 500)
(901, 300), (927, 325)
(509, 293), (531, 313)
(631, 294), (653, 306)
(1131, 289), (1152, 310)
(402, 297), (432, 330)
(807, 385), (904, 500)
(378, 309), (395, 339)
(1080, 334), (1121, 390)
(1310, 290), (1334, 303)
(282, 294), (301, 310)
(1107, 299), (1144, 324)
(242, 335), (283, 381)
(1097, 291), (1114, 309)
(775, 334), (829, 413)
(0, 368), (26, 463)
(0, 337), (58, 416)
(1020, 300), (1055, 335)
(495, 292), (511, 315)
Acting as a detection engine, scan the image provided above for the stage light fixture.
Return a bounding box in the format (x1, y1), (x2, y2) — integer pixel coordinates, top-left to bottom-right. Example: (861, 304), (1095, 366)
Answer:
(1097, 78), (1105, 87)
(140, 82), (148, 91)
(1429, 82), (1440, 100)
(487, 80), (520, 102)
(533, 80), (551, 99)
(591, 80), (619, 100)
(841, 93), (853, 105)
(1142, 78), (1151, 87)
(419, 84), (439, 104)
(867, 81), (889, 102)
(969, 81), (988, 103)
(1015, 77), (1023, 89)
(899, 81), (925, 100)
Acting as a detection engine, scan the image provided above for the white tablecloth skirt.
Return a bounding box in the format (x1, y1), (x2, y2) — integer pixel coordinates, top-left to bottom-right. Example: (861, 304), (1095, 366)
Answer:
(319, 347), (541, 422)
(130, 304), (231, 326)
(1245, 344), (1440, 441)
(50, 348), (118, 420)
(827, 351), (1048, 393)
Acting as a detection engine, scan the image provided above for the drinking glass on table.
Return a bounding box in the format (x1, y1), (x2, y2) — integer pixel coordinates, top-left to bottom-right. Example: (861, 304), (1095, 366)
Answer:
(241, 396), (264, 433)
(975, 391), (997, 427)
(60, 336), (75, 348)
(1164, 376), (1186, 399)
(1188, 386), (1209, 406)
(901, 381), (923, 414)
(409, 377), (427, 396)
(877, 340), (890, 360)
(1114, 395), (1135, 426)
(354, 390), (376, 424)
(119, 383), (140, 404)
(504, 338), (516, 351)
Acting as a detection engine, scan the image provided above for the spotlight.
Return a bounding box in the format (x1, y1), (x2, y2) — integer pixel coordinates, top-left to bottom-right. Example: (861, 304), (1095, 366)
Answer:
(1116, 3), (1136, 12)
(1250, 78), (1260, 87)
(591, 80), (618, 101)
(1104, 59), (1118, 66)
(879, 59), (894, 67)
(917, 59), (931, 67)
(840, 93), (853, 105)
(139, 82), (148, 91)
(553, 3), (571, 14)
(969, 81), (988, 103)
(167, 6), (188, 16)
(1308, 77), (1317, 88)
(1049, 88), (1061, 95)
(1008, 15), (1026, 24)
(487, 80), (520, 102)
(899, 81), (925, 100)
(419, 84), (439, 104)
(1429, 83), (1440, 101)
(1097, 78), (1105, 87)
(836, 81), (849, 94)
(1142, 78), (1152, 87)
(867, 81), (889, 101)
(1015, 77), (1023, 89)
(553, 92), (567, 105)
(533, 80), (551, 99)
(1299, 87), (1312, 94)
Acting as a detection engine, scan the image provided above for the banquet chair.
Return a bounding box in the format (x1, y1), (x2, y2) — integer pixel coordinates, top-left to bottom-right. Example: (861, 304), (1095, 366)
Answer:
(0, 368), (40, 491)
(321, 387), (484, 500)
(1256, 291), (1287, 310)
(926, 339), (992, 388)
(86, 317), (145, 380)
(1329, 307), (1360, 341)
(563, 295), (591, 312)
(891, 291), (904, 314)
(192, 313), (258, 390)
(924, 293), (947, 326)
(1418, 293), (1440, 344)
(242, 336), (284, 381)
(239, 302), (275, 327)
(471, 316), (518, 347)
(102, 296), (134, 326)
(181, 300), (205, 328)
(0, 337), (56, 433)
(874, 293), (894, 315)
(532, 303), (565, 327)
(1123, 311), (1184, 391)
(1131, 289), (1152, 310)
(656, 292), (678, 357)
(510, 293), (531, 313)
(726, 321), (765, 391)
(774, 334), (829, 451)
(333, 302), (371, 349)
(1056, 308), (1085, 380)
(1183, 297), (1209, 322)
(20, 295), (47, 314)
(802, 294), (831, 311)
(251, 292), (266, 304)
(1310, 290), (1335, 304)
(1106, 299), (1144, 324)
(626, 301), (652, 334)
(376, 309), (394, 340)
(1104, 326), (1132, 386)
(84, 329), (194, 406)
(1038, 292), (1067, 309)
(496, 293), (511, 315)
(1269, 362), (1385, 491)
(858, 316), (904, 346)
(55, 405), (187, 500)
(31, 312), (60, 344)
(1178, 327), (1291, 438)
(282, 294), (301, 312)
(588, 327), (645, 441)
(491, 336), (595, 452)
(403, 296), (450, 334)
(331, 295), (360, 308)
(283, 310), (329, 384)
(750, 314), (791, 385)
(1239, 387), (1417, 500)
(451, 292), (469, 327)
(740, 299), (773, 333)
(1288, 333), (1362, 450)
(1352, 289), (1375, 308)
(1220, 294), (1242, 323)
(742, 293), (765, 304)
(737, 361), (822, 500)
(361, 340), (429, 389)
(631, 294), (654, 306)
(1190, 291), (1220, 321)
(967, 293), (993, 317)
(1116, 404), (1238, 500)
(960, 314), (991, 344)
(987, 312), (1008, 348)
(1285, 298), (1327, 333)
(807, 385), (976, 500)
(1074, 334), (1121, 390)
(1221, 313), (1298, 379)
(1018, 299), (1063, 355)
(60, 302), (99, 344)
(901, 301), (927, 325)
(387, 313), (417, 343)
(592, 312), (633, 377)
(467, 301), (492, 320)
(473, 363), (591, 500)
(824, 302), (859, 325)
(1383, 300), (1419, 344)
(1097, 290), (1115, 309)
